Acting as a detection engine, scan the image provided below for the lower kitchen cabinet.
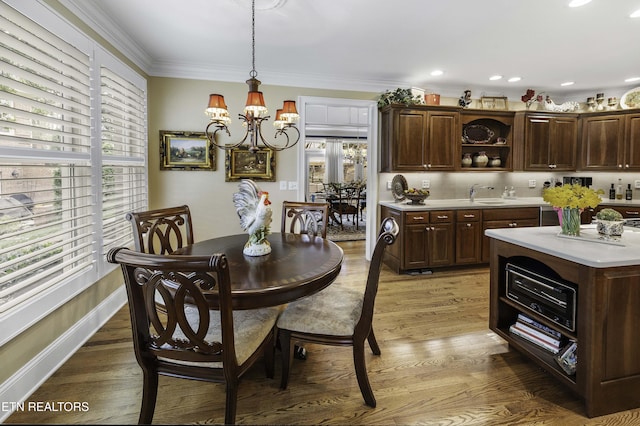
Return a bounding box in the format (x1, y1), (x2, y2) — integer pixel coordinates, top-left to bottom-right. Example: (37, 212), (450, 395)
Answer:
(456, 209), (482, 264)
(381, 205), (540, 273)
(482, 207), (540, 262)
(380, 206), (454, 273)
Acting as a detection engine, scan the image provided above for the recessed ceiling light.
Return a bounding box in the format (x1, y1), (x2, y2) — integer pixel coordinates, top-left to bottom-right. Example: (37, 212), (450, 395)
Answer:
(430, 70), (443, 76)
(489, 75), (503, 81)
(568, 0), (592, 7)
(626, 77), (640, 82)
(561, 81), (575, 86)
(631, 9), (640, 18)
(508, 77), (521, 83)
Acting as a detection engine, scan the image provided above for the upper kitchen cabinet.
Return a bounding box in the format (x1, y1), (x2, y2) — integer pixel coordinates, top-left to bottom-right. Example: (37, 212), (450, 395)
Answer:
(380, 105), (459, 172)
(460, 110), (514, 171)
(514, 111), (579, 171)
(580, 110), (640, 171)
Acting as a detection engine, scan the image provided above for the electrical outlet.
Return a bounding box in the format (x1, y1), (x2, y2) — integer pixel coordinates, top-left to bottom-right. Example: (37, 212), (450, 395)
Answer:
(279, 180), (287, 190)
(635, 180), (640, 189)
(288, 181), (298, 190)
(528, 179), (536, 188)
(387, 181), (392, 190)
(422, 180), (430, 189)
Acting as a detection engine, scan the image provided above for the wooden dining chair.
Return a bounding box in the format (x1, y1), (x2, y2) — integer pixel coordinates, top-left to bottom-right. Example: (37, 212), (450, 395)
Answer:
(106, 248), (280, 425)
(276, 217), (399, 407)
(329, 185), (363, 230)
(126, 205), (194, 254)
(281, 201), (329, 238)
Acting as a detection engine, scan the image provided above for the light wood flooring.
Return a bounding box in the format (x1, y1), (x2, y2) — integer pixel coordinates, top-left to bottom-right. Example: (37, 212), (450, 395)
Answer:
(6, 240), (640, 425)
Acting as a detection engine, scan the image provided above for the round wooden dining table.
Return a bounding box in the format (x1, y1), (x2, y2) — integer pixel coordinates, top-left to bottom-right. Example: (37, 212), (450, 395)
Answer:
(174, 233), (343, 309)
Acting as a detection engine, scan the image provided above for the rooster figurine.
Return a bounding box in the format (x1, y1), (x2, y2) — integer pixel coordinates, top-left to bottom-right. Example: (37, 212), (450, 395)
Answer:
(233, 179), (273, 256)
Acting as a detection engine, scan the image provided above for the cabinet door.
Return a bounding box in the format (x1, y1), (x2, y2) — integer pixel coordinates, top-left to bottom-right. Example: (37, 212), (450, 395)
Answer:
(524, 116), (553, 170)
(404, 224), (429, 269)
(426, 111), (457, 171)
(550, 117), (578, 170)
(428, 222), (455, 266)
(580, 115), (625, 170)
(392, 109), (428, 171)
(523, 115), (577, 171)
(625, 114), (640, 170)
(456, 221), (482, 264)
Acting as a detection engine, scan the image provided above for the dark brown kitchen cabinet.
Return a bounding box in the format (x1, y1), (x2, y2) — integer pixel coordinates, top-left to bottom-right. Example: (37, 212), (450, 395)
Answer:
(455, 209), (482, 264)
(514, 112), (578, 171)
(481, 207), (540, 263)
(380, 105), (459, 172)
(579, 111), (640, 171)
(380, 206), (454, 273)
(460, 110), (514, 171)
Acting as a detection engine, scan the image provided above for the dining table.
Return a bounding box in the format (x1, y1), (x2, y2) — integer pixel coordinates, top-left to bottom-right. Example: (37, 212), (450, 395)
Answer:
(173, 232), (343, 309)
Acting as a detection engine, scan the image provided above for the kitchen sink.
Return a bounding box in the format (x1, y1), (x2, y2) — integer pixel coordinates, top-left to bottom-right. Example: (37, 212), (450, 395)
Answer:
(476, 200), (507, 205)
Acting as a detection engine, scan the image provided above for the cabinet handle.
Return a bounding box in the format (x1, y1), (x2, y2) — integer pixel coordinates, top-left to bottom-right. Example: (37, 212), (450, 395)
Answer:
(463, 214), (476, 218)
(509, 222), (518, 227)
(412, 216), (425, 220)
(530, 119), (549, 123)
(466, 223), (472, 227)
(625, 211), (640, 216)
(626, 164), (630, 168)
(436, 215), (449, 219)
(619, 164), (623, 168)
(425, 164), (432, 169)
(548, 164), (556, 169)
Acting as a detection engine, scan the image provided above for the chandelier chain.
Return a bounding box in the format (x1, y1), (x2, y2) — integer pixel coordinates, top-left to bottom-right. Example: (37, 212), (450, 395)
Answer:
(250, 0), (257, 78)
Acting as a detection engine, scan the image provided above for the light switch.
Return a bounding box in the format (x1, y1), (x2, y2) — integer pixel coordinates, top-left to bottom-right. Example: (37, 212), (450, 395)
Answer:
(279, 180), (287, 190)
(288, 181), (298, 190)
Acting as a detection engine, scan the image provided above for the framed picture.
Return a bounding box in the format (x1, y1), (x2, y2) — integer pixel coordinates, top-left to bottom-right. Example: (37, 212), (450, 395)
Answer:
(481, 96), (508, 110)
(225, 147), (275, 182)
(160, 130), (215, 171)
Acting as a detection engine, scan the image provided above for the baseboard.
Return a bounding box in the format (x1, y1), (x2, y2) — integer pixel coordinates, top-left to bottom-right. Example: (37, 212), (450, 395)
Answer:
(0, 286), (127, 422)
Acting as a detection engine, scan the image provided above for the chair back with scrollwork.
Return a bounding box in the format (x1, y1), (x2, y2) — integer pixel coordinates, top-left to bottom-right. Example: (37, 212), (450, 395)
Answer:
(126, 205), (194, 254)
(106, 247), (279, 424)
(281, 201), (329, 238)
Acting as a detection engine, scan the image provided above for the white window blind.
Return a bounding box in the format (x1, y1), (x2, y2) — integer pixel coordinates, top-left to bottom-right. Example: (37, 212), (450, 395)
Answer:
(0, 0), (147, 318)
(100, 67), (147, 254)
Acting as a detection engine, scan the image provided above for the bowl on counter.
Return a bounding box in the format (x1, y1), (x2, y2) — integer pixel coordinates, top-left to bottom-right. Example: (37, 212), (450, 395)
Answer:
(403, 189), (430, 205)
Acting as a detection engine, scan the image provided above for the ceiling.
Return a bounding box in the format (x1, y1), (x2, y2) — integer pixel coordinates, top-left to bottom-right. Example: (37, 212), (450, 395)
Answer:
(60, 0), (640, 102)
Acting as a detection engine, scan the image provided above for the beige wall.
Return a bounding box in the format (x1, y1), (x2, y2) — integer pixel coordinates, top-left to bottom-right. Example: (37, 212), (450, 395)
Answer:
(148, 76), (377, 240)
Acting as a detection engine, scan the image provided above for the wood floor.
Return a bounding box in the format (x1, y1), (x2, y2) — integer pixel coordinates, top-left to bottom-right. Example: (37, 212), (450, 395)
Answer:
(6, 240), (640, 425)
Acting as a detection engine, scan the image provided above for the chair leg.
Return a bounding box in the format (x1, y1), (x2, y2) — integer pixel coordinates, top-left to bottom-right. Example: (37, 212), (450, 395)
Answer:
(224, 381), (238, 425)
(367, 329), (381, 355)
(264, 329), (275, 379)
(353, 340), (376, 408)
(279, 329), (294, 389)
(138, 369), (158, 424)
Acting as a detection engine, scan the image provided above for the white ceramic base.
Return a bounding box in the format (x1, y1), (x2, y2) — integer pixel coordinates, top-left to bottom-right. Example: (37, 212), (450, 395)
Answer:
(243, 240), (271, 256)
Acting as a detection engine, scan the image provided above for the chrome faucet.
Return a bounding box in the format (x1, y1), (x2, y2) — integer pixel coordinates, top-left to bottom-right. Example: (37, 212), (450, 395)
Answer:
(469, 184), (495, 202)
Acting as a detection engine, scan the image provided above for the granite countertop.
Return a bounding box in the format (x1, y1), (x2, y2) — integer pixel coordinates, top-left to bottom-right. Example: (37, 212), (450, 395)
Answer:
(379, 197), (640, 211)
(485, 225), (640, 268)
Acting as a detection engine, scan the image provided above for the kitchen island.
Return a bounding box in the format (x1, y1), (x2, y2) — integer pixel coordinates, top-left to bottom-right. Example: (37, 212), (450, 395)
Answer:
(486, 225), (640, 417)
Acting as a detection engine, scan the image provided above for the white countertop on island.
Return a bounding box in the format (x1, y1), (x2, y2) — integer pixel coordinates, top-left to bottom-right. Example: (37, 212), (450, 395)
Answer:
(485, 225), (640, 268)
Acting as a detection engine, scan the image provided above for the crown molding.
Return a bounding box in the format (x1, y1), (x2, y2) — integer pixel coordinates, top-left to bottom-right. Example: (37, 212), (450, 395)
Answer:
(58, 0), (154, 73)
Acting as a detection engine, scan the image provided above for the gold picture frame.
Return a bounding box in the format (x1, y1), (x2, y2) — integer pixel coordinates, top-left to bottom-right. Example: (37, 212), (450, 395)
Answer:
(225, 146), (276, 182)
(481, 96), (508, 110)
(160, 130), (215, 171)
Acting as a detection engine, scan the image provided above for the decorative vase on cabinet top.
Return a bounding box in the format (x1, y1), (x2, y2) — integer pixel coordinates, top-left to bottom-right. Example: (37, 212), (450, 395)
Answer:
(473, 151), (489, 168)
(489, 156), (502, 167)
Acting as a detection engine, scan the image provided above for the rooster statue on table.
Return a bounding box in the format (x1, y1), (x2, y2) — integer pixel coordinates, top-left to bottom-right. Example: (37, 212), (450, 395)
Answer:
(233, 179), (273, 256)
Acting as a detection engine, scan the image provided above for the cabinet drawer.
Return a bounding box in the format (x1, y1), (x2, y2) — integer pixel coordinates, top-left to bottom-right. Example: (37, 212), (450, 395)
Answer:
(405, 211), (429, 224)
(457, 209), (481, 222)
(430, 210), (454, 223)
(483, 207), (539, 221)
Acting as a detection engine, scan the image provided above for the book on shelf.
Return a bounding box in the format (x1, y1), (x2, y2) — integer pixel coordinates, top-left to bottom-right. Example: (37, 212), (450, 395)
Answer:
(509, 324), (561, 354)
(512, 321), (561, 347)
(516, 313), (562, 340)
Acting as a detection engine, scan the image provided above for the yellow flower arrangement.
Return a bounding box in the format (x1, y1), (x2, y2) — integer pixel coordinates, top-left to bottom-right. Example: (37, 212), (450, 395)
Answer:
(542, 183), (604, 209)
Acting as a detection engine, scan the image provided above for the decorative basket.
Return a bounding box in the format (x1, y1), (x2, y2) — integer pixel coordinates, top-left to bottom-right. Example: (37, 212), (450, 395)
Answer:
(404, 192), (429, 205)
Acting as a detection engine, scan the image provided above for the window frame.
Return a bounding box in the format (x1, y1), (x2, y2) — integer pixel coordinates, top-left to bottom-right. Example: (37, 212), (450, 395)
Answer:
(0, 0), (148, 345)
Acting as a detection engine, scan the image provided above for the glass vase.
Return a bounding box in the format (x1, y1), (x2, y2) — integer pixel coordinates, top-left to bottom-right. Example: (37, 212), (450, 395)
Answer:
(560, 207), (581, 236)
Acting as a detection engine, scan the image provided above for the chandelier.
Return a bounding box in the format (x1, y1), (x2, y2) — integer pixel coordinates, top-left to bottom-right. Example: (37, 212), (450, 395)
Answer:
(204, 0), (300, 153)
